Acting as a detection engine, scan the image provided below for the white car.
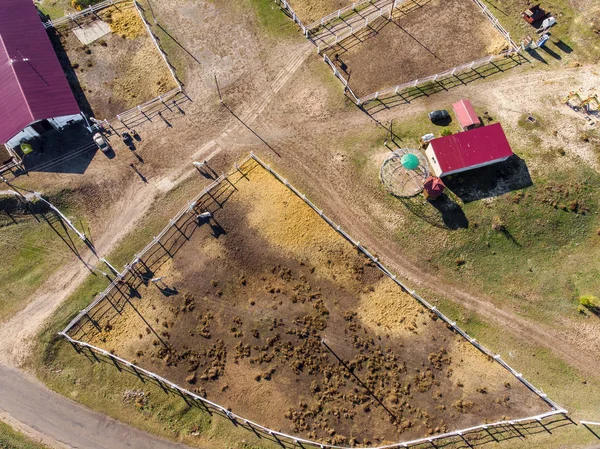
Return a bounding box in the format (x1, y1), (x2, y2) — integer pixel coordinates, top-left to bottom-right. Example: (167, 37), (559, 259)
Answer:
(93, 133), (111, 153)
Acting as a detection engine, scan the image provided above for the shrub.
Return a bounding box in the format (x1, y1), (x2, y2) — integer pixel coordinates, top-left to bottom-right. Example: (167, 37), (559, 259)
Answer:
(440, 128), (452, 137)
(579, 295), (599, 315)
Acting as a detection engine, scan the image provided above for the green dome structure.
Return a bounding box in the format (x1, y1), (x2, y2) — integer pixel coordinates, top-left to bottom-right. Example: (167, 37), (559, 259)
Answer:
(380, 149), (429, 198)
(401, 153), (420, 170)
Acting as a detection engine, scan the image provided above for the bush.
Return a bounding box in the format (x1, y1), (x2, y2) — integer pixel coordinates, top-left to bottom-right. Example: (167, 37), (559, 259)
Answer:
(440, 128), (452, 137)
(579, 295), (599, 315)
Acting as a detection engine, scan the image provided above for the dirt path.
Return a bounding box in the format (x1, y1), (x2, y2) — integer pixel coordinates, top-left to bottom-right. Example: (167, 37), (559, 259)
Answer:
(0, 43), (313, 369)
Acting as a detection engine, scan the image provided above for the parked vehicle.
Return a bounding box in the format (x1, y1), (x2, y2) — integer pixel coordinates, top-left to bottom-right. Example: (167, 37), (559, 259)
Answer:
(428, 110), (450, 123)
(93, 133), (111, 153)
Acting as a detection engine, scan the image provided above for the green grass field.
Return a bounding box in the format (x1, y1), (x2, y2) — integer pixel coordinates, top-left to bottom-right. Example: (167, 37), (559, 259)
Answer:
(0, 421), (49, 449)
(0, 197), (88, 323)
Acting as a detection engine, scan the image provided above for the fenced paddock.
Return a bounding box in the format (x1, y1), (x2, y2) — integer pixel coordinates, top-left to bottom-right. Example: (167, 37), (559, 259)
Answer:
(60, 153), (568, 449)
(43, 0), (186, 127)
(323, 0), (517, 100)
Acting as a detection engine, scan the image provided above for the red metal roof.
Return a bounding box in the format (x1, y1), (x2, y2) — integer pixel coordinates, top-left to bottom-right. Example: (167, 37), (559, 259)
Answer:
(424, 176), (445, 194)
(452, 99), (480, 129)
(0, 0), (80, 144)
(430, 123), (513, 175)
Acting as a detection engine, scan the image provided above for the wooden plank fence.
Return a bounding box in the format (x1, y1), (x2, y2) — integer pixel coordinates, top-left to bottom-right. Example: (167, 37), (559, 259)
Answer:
(60, 153), (568, 449)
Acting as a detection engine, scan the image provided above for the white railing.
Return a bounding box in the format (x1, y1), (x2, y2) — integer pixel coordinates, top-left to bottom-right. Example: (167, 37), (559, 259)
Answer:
(471, 0), (519, 51)
(274, 0), (308, 35)
(43, 0), (127, 29)
(61, 155), (252, 335)
(357, 47), (521, 105)
(307, 0), (381, 30)
(322, 54), (360, 103)
(115, 87), (184, 128)
(61, 154), (568, 449)
(313, 0), (408, 53)
(133, 0), (181, 88)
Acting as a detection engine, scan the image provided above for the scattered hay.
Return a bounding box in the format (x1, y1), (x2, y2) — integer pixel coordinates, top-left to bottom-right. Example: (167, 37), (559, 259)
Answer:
(112, 38), (173, 103)
(356, 277), (424, 336)
(109, 8), (145, 39)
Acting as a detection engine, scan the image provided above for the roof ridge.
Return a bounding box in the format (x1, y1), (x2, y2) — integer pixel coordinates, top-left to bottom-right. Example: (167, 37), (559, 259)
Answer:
(0, 33), (35, 125)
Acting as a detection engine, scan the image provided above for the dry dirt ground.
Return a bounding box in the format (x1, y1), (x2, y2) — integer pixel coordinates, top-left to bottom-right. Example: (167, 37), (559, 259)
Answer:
(50, 4), (175, 120)
(287, 0), (354, 24)
(76, 161), (549, 445)
(1, 0), (599, 446)
(330, 0), (508, 97)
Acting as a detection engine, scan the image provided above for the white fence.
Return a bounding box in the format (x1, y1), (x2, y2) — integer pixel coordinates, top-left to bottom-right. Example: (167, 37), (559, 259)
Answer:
(307, 0), (386, 30)
(42, 0), (128, 29)
(471, 0), (519, 52)
(322, 54), (361, 103)
(133, 0), (181, 88)
(275, 0), (308, 35)
(60, 153), (568, 449)
(312, 0), (409, 53)
(357, 47), (521, 105)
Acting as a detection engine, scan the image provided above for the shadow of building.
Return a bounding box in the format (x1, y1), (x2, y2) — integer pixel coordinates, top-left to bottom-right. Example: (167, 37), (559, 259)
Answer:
(443, 155), (533, 203)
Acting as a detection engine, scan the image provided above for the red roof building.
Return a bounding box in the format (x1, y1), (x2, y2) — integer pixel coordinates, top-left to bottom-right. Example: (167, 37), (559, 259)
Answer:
(452, 99), (480, 131)
(425, 123), (514, 177)
(0, 0), (82, 147)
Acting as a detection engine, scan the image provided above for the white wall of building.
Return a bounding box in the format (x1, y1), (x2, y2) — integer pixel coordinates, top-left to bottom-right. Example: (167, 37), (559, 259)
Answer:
(6, 126), (40, 149)
(5, 114), (84, 149)
(48, 113), (84, 130)
(425, 144), (443, 177)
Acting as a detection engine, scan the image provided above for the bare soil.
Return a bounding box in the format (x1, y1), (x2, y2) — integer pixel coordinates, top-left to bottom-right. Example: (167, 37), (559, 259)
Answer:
(331, 0), (508, 97)
(83, 161), (549, 446)
(50, 4), (175, 120)
(287, 0), (354, 24)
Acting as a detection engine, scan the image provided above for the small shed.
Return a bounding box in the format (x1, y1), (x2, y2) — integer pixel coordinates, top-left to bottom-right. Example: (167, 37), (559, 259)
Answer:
(425, 123), (514, 177)
(452, 99), (481, 131)
(423, 177), (445, 200)
(0, 0), (83, 149)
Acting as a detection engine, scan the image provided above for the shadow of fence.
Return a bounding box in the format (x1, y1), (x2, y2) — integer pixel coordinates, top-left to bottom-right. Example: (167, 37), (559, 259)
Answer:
(65, 160), (256, 343)
(60, 154), (574, 449)
(361, 52), (529, 114)
(58, 333), (580, 449)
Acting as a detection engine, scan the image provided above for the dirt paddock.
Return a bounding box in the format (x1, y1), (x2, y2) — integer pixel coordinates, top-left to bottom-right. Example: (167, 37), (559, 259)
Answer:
(287, 0), (354, 24)
(50, 4), (175, 120)
(329, 0), (508, 97)
(76, 160), (549, 446)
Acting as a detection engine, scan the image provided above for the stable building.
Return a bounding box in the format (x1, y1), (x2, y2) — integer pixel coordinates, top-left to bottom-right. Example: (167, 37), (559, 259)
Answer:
(0, 0), (83, 150)
(425, 123), (514, 177)
(452, 99), (481, 131)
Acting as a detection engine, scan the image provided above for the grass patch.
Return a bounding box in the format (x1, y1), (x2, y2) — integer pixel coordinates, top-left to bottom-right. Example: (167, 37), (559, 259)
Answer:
(247, 0), (300, 39)
(0, 422), (50, 449)
(0, 196), (88, 323)
(480, 0), (600, 62)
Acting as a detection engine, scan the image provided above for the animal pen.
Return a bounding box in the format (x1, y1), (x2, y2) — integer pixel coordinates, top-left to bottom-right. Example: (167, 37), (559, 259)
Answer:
(274, 0), (523, 107)
(43, 0), (186, 130)
(59, 153), (567, 449)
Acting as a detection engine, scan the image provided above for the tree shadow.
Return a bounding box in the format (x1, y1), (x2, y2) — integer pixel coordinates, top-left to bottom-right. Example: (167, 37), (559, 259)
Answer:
(443, 155), (533, 203)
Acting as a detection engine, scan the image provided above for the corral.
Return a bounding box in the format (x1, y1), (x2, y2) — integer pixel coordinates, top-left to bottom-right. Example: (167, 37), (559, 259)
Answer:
(48, 2), (176, 120)
(65, 158), (554, 447)
(286, 0), (353, 24)
(327, 0), (509, 98)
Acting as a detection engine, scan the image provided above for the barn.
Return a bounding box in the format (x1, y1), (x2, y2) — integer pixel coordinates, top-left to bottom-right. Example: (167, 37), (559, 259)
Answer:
(0, 0), (84, 150)
(452, 99), (481, 131)
(425, 123), (514, 177)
